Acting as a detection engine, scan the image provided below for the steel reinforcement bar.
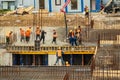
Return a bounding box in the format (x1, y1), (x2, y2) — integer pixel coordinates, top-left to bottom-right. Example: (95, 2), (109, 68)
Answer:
(6, 46), (97, 54)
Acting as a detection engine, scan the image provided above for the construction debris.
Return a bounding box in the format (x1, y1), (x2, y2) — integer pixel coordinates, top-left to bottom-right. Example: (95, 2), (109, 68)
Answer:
(6, 6), (34, 15)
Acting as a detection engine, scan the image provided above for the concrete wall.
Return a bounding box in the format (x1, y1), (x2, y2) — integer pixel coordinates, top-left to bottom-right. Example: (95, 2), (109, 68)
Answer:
(0, 49), (12, 66)
(48, 55), (56, 66)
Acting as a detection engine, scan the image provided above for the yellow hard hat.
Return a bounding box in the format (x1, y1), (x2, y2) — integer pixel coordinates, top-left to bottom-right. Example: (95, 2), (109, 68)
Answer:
(69, 30), (72, 32)
(66, 61), (69, 64)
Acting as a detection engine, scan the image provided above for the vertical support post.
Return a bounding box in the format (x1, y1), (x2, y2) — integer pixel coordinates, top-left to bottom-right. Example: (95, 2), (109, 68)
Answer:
(98, 34), (100, 48)
(64, 13), (68, 40)
(82, 54), (84, 66)
(34, 0), (36, 9)
(76, 14), (78, 27)
(87, 13), (90, 41)
(41, 9), (42, 30)
(70, 54), (73, 65)
(45, 55), (48, 65)
(33, 13), (35, 40)
(20, 55), (23, 65)
(13, 54), (16, 65)
(33, 55), (35, 65)
(38, 9), (40, 27)
(91, 55), (95, 74)
(22, 0), (23, 5)
(38, 55), (41, 65)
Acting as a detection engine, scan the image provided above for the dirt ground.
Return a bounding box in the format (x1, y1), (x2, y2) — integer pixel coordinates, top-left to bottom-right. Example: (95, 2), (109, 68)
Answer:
(0, 13), (86, 27)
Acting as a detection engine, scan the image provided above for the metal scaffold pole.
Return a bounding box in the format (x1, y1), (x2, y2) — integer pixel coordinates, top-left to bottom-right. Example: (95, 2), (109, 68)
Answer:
(60, 0), (71, 41)
(64, 13), (68, 40)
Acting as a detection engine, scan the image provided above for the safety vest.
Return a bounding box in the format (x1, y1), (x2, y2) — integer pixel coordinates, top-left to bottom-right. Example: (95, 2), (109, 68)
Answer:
(57, 50), (62, 57)
(36, 29), (40, 35)
(71, 32), (74, 37)
(27, 28), (31, 33)
(25, 31), (30, 37)
(6, 32), (9, 37)
(85, 7), (89, 13)
(20, 29), (24, 36)
(53, 33), (57, 37)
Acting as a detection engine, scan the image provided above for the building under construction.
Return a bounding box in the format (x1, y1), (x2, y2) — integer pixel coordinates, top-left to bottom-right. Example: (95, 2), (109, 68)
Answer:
(0, 1), (120, 80)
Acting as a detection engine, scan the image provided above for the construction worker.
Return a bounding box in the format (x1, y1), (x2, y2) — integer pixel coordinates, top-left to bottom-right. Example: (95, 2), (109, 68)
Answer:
(27, 27), (32, 41)
(25, 29), (31, 43)
(20, 28), (25, 42)
(40, 30), (46, 44)
(54, 47), (64, 65)
(68, 30), (74, 46)
(52, 29), (57, 44)
(6, 31), (13, 45)
(36, 27), (41, 41)
(27, 27), (32, 33)
(65, 61), (70, 66)
(84, 5), (89, 18)
(68, 30), (72, 44)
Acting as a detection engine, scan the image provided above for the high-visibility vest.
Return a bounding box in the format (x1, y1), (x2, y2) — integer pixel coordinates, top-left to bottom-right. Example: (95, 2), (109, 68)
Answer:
(57, 50), (62, 57)
(25, 31), (30, 37)
(85, 7), (89, 13)
(27, 28), (31, 33)
(71, 32), (74, 37)
(20, 30), (24, 36)
(6, 33), (9, 37)
(53, 33), (57, 37)
(36, 29), (40, 35)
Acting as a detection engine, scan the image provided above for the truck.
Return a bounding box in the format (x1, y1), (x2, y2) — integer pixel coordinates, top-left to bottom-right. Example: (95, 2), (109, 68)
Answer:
(104, 0), (120, 13)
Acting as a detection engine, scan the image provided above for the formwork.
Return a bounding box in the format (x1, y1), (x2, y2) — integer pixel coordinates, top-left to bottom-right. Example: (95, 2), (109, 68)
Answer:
(6, 46), (96, 65)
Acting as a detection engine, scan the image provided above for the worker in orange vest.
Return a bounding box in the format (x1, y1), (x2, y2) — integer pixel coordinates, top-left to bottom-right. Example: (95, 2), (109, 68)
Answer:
(84, 5), (89, 18)
(52, 29), (57, 44)
(6, 31), (13, 45)
(20, 28), (25, 42)
(68, 30), (75, 46)
(25, 29), (31, 43)
(54, 47), (64, 65)
(36, 27), (41, 40)
(27, 27), (32, 34)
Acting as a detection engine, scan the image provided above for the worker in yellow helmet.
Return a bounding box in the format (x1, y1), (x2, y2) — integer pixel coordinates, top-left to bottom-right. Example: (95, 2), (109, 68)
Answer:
(65, 61), (70, 66)
(52, 29), (57, 44)
(84, 5), (89, 18)
(6, 31), (13, 45)
(36, 27), (41, 40)
(54, 47), (64, 65)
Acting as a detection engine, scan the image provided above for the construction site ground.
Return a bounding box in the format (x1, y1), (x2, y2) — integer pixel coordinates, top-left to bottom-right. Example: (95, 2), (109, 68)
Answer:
(0, 12), (120, 51)
(0, 12), (120, 59)
(0, 13), (120, 80)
